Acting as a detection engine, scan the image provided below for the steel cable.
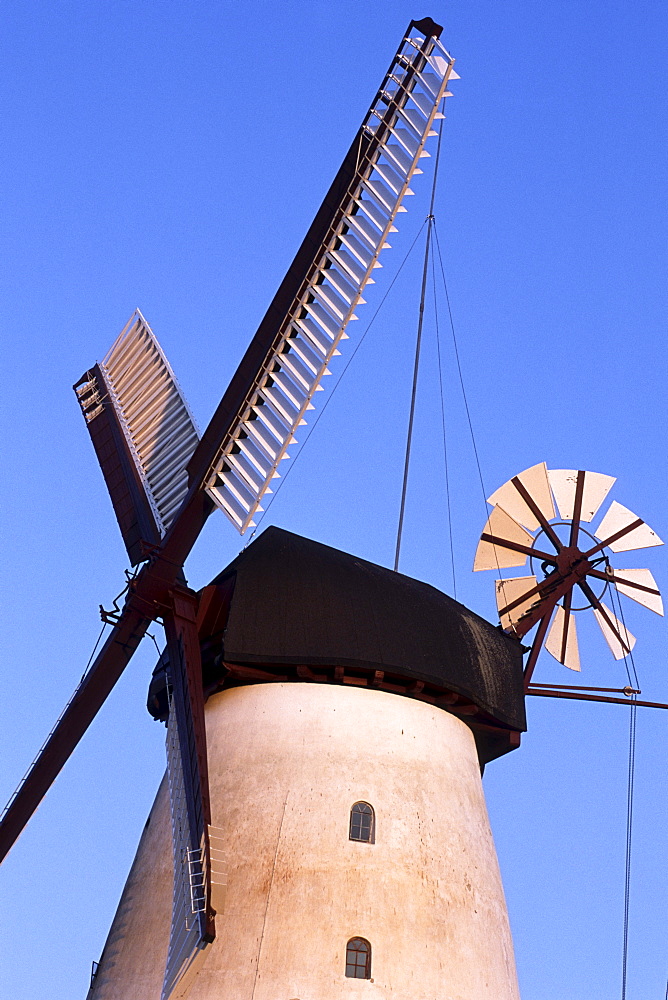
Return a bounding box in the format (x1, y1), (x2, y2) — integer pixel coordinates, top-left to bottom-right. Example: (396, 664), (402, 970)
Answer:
(430, 251), (457, 597)
(394, 108), (445, 572)
(609, 582), (640, 1000)
(621, 696), (637, 1000)
(394, 214), (433, 571)
(432, 224), (505, 591)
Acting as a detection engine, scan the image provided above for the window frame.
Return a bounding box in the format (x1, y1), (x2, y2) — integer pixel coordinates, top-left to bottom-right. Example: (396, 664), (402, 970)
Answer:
(345, 936), (372, 979)
(349, 801), (375, 844)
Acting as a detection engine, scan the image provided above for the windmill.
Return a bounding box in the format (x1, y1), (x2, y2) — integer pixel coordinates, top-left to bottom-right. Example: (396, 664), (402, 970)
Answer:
(3, 9), (664, 1000)
(473, 462), (663, 685)
(1, 18), (479, 1000)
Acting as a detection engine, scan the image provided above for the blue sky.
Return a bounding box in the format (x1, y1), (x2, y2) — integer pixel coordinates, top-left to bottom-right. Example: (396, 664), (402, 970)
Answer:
(1, 2), (666, 997)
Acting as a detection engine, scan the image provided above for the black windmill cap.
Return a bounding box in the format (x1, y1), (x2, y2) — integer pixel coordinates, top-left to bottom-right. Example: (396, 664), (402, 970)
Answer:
(209, 526), (526, 733)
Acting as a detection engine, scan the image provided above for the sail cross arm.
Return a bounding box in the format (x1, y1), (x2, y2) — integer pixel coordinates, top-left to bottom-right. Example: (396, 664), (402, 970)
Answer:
(185, 20), (458, 533)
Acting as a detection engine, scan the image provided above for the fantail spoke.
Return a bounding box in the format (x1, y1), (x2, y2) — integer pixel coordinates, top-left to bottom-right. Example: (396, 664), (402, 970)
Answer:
(487, 462), (556, 533)
(589, 501), (663, 555)
(545, 601), (580, 672)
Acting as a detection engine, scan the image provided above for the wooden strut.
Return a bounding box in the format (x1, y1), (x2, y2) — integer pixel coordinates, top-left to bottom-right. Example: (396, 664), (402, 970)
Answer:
(526, 688), (668, 710)
(522, 601), (557, 689)
(529, 683), (641, 694)
(0, 605), (151, 864)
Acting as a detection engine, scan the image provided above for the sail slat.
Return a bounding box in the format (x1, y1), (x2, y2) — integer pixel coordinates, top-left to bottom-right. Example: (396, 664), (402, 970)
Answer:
(201, 19), (457, 533)
(100, 311), (200, 537)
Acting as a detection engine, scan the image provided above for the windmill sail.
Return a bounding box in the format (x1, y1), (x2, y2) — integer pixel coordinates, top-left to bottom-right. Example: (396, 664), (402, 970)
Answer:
(161, 590), (221, 1000)
(545, 604), (581, 671)
(594, 500), (663, 552)
(163, 689), (209, 999)
(192, 18), (458, 533)
(74, 311), (200, 564)
(474, 506), (534, 571)
(0, 18), (459, 868)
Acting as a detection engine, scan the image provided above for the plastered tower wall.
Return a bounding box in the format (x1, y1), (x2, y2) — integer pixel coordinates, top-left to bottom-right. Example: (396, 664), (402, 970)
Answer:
(89, 682), (519, 1000)
(87, 775), (171, 999)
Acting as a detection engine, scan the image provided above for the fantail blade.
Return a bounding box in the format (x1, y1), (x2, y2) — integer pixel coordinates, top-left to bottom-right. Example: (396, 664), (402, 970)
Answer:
(488, 462), (555, 532)
(474, 507), (533, 571)
(495, 576), (539, 630)
(548, 469), (615, 522)
(593, 602), (636, 659)
(595, 501), (663, 552)
(611, 568), (664, 615)
(545, 605), (581, 671)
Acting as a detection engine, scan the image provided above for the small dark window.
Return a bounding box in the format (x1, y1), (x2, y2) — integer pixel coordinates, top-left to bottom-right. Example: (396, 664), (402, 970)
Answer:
(349, 801), (374, 843)
(345, 937), (371, 979)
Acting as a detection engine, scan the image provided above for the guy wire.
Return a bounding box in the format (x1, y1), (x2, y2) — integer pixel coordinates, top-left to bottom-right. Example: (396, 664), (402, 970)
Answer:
(394, 108), (445, 572)
(394, 217), (434, 571)
(609, 581), (639, 1000)
(432, 226), (493, 533)
(432, 224), (505, 589)
(430, 250), (457, 598)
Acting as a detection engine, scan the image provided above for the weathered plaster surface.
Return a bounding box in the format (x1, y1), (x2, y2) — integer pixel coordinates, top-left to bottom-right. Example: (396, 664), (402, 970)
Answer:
(86, 774), (171, 1000)
(88, 683), (519, 1000)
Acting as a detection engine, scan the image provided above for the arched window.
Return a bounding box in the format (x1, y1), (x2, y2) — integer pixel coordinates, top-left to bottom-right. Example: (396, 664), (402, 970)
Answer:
(349, 801), (374, 843)
(345, 937), (371, 979)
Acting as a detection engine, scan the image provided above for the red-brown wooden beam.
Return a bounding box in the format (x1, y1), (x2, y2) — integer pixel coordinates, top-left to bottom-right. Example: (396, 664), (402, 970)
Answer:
(479, 534), (557, 564)
(527, 688), (668, 710)
(510, 476), (563, 552)
(522, 600), (557, 688)
(0, 17), (452, 865)
(0, 603), (150, 863)
(583, 518), (644, 560)
(165, 586), (216, 941)
(569, 471), (586, 548)
(587, 567), (661, 597)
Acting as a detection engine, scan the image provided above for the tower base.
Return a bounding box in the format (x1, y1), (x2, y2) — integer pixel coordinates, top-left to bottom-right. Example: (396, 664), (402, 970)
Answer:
(88, 683), (520, 999)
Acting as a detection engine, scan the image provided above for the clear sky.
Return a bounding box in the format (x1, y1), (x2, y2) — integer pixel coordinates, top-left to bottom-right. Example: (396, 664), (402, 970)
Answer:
(1, 2), (666, 998)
